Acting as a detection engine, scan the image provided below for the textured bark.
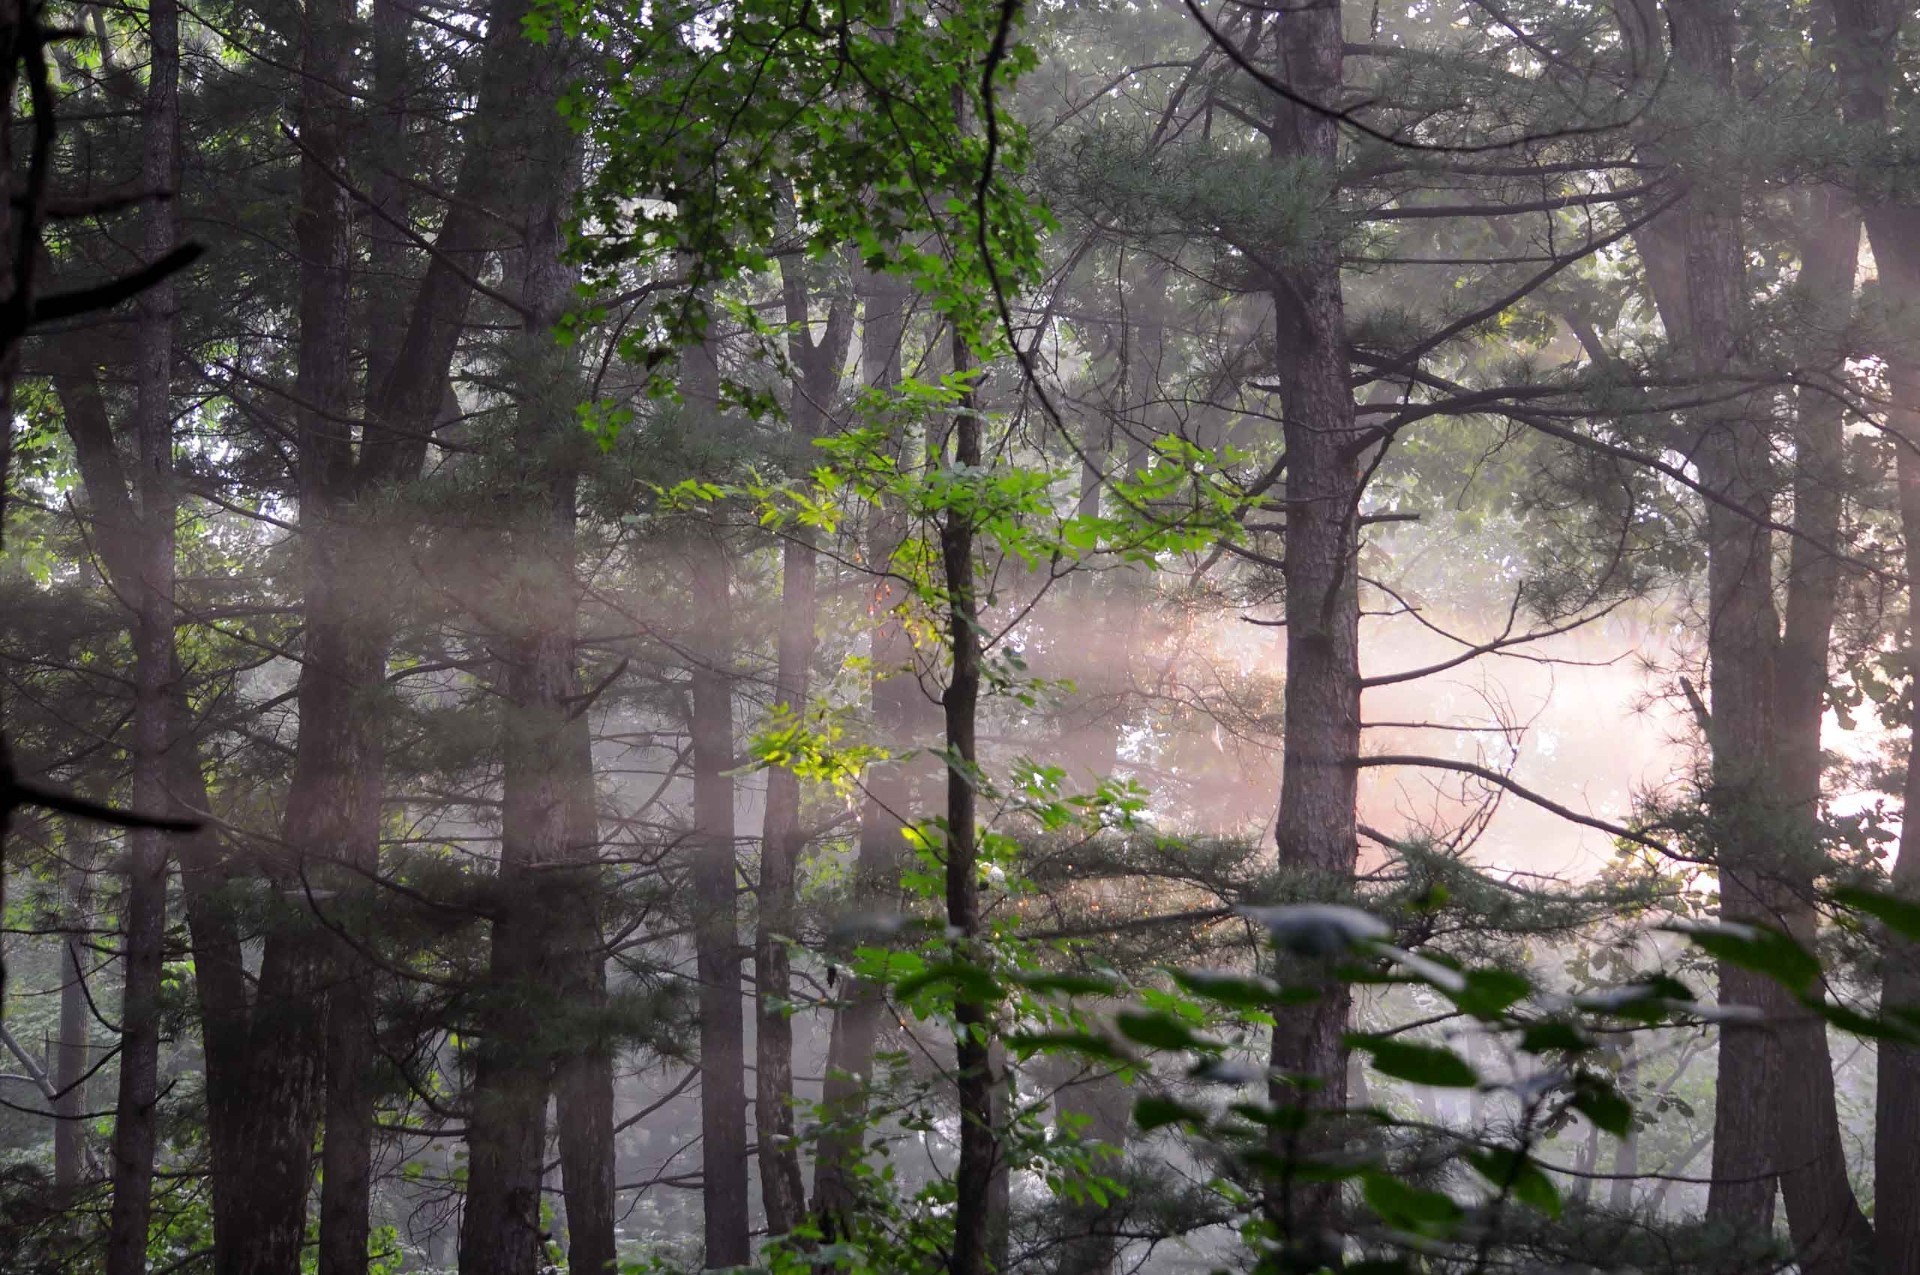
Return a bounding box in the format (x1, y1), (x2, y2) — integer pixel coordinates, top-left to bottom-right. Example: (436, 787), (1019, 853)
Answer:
(1769, 189), (1872, 1275)
(458, 70), (589, 1275)
(1261, 0), (1361, 1261)
(685, 333), (751, 1269)
(104, 1), (181, 1265)
(943, 321), (994, 1275)
(1819, 2), (1920, 1266)
(555, 710), (617, 1275)
(810, 266), (914, 1237)
(1658, 0), (1788, 1238)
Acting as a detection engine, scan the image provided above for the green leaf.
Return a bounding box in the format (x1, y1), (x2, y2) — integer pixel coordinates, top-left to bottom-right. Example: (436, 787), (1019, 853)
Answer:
(1519, 1020), (1593, 1054)
(1835, 885), (1920, 942)
(1172, 969), (1283, 1008)
(1361, 1171), (1464, 1237)
(1666, 920), (1820, 994)
(1452, 968), (1531, 1018)
(1004, 1030), (1130, 1062)
(1011, 971), (1121, 998)
(1571, 1076), (1634, 1135)
(892, 960), (1002, 1004)
(1132, 1095), (1203, 1132)
(1116, 1010), (1212, 1052)
(1467, 1148), (1562, 1217)
(1350, 1035), (1479, 1088)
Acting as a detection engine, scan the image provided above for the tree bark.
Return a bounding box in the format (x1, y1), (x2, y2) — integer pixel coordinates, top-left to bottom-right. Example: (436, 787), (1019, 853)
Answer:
(1659, 0), (1789, 1237)
(1259, 0), (1362, 1261)
(943, 319), (994, 1275)
(1769, 185), (1872, 1275)
(458, 58), (592, 1274)
(1817, 3), (1920, 1265)
(104, 0), (181, 1265)
(684, 336), (752, 1268)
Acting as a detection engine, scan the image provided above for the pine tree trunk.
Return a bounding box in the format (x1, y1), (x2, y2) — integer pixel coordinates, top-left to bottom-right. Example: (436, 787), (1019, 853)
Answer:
(1663, 0), (1787, 1236)
(685, 334), (751, 1267)
(105, 0), (181, 1263)
(1261, 0), (1362, 1261)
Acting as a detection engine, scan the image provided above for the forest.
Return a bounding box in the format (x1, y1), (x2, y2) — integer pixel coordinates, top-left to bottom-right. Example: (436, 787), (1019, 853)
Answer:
(2, 0), (1920, 1270)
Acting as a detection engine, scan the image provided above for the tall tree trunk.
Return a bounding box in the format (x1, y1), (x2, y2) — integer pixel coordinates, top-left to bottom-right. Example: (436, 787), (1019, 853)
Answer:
(1818, 1), (1920, 1265)
(685, 336), (752, 1268)
(810, 266), (913, 1236)
(1882, 365), (1920, 1275)
(943, 318), (994, 1275)
(1259, 0), (1362, 1261)
(105, 0), (181, 1264)
(1769, 186), (1872, 1275)
(554, 709), (617, 1275)
(458, 69), (592, 1275)
(1663, 0), (1787, 1236)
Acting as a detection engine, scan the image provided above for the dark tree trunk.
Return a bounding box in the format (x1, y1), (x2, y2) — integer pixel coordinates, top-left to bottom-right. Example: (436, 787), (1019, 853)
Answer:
(943, 324), (993, 1275)
(105, 0), (181, 1265)
(1819, 2), (1920, 1266)
(1259, 0), (1362, 1260)
(686, 332), (751, 1268)
(1662, 0), (1787, 1237)
(458, 64), (589, 1275)
(1769, 186), (1872, 1275)
(555, 709), (617, 1275)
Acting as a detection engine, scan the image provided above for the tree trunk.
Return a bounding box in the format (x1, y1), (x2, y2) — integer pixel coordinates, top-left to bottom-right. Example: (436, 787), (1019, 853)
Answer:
(105, 0), (181, 1264)
(54, 862), (91, 1194)
(943, 320), (994, 1275)
(686, 331), (752, 1269)
(1663, 0), (1787, 1237)
(1817, 1), (1920, 1264)
(1769, 186), (1872, 1275)
(555, 709), (617, 1275)
(1261, 0), (1362, 1261)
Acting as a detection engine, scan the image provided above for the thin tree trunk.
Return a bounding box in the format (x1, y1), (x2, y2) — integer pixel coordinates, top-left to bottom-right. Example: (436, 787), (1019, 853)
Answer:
(54, 861), (91, 1194)
(685, 334), (752, 1269)
(943, 318), (993, 1275)
(105, 0), (180, 1263)
(555, 710), (617, 1275)
(1878, 362), (1920, 1275)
